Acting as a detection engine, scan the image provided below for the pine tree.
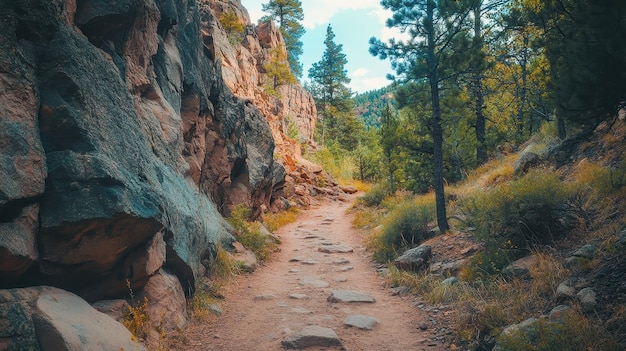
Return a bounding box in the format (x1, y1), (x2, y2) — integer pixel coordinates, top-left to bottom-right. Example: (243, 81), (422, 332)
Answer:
(261, 0), (305, 78)
(525, 0), (626, 128)
(308, 24), (353, 147)
(370, 0), (472, 232)
(263, 46), (297, 97)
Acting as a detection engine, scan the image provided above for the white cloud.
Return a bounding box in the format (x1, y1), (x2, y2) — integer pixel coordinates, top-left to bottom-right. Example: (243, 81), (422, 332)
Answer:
(302, 0), (381, 29)
(351, 68), (369, 78)
(350, 75), (391, 93)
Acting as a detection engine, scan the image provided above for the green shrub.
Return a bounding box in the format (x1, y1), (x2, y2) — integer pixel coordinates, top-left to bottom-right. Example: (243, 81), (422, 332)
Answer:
(369, 200), (435, 262)
(496, 310), (621, 351)
(308, 144), (355, 183)
(358, 184), (389, 207)
(461, 171), (571, 275)
(219, 10), (244, 45)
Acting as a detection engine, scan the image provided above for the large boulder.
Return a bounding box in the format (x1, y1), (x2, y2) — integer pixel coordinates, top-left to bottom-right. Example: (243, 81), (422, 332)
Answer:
(394, 245), (432, 271)
(513, 152), (540, 175)
(139, 269), (187, 347)
(0, 286), (145, 351)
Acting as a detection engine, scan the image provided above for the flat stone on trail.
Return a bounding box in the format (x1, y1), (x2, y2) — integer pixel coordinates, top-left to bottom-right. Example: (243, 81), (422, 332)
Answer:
(291, 307), (312, 314)
(327, 290), (376, 303)
(318, 245), (354, 253)
(344, 314), (379, 330)
(299, 277), (330, 288)
(333, 258), (351, 265)
(289, 293), (310, 300)
(253, 294), (276, 301)
(281, 325), (342, 349)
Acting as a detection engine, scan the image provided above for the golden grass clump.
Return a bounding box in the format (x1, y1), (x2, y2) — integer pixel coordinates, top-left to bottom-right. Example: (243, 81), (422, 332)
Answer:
(122, 280), (151, 341)
(262, 207), (299, 233)
(209, 244), (241, 280)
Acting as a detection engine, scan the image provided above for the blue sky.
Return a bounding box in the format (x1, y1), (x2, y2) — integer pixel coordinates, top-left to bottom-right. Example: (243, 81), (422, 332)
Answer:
(242, 0), (402, 94)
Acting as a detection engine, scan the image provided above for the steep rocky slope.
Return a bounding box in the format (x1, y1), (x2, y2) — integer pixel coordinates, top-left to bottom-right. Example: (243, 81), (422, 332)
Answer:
(0, 0), (321, 349)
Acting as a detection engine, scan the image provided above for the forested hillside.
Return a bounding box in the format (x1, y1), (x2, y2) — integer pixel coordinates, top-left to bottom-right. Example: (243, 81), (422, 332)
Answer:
(352, 86), (395, 129)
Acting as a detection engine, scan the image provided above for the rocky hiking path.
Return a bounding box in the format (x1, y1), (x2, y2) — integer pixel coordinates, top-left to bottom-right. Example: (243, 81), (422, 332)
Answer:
(183, 196), (448, 351)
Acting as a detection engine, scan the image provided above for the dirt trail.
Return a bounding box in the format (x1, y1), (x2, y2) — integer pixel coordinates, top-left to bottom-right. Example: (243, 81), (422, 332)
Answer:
(184, 196), (446, 350)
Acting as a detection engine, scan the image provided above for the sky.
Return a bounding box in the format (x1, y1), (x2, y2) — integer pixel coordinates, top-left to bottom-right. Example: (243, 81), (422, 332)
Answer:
(241, 0), (401, 94)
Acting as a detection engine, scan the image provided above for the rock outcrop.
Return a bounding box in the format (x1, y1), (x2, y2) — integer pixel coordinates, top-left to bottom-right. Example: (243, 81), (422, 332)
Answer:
(0, 0), (288, 300)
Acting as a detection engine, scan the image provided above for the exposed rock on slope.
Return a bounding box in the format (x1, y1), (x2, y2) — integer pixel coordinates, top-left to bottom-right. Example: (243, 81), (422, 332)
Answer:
(202, 0), (317, 158)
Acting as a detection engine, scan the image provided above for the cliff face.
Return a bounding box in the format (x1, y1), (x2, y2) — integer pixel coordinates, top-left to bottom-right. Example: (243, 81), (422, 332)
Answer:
(204, 0), (317, 157)
(0, 0), (293, 301)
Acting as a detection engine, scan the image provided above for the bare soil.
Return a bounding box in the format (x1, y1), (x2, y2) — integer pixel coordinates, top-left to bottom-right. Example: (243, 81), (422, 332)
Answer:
(181, 195), (449, 350)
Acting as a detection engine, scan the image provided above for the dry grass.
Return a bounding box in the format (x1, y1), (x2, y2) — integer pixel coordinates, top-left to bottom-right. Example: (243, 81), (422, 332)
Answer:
(209, 244), (241, 280)
(263, 207), (299, 233)
(227, 205), (279, 262)
(122, 280), (151, 341)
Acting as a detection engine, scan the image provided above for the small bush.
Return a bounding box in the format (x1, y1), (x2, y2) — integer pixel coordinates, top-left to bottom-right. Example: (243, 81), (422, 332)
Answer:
(219, 10), (244, 45)
(308, 144), (355, 183)
(461, 171), (571, 275)
(189, 281), (222, 321)
(368, 199), (435, 262)
(123, 281), (150, 340)
(496, 309), (621, 351)
(358, 184), (389, 207)
(227, 205), (278, 262)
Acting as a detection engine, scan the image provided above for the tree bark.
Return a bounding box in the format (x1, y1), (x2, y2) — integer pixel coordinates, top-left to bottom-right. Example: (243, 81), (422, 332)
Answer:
(472, 5), (487, 165)
(426, 1), (449, 233)
(557, 114), (567, 140)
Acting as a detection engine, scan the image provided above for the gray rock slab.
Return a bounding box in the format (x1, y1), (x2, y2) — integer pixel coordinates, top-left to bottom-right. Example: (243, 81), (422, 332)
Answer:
(291, 307), (313, 314)
(299, 278), (330, 288)
(577, 287), (597, 312)
(394, 245), (432, 271)
(571, 244), (597, 259)
(337, 266), (354, 272)
(318, 245), (354, 253)
(327, 290), (376, 303)
(281, 325), (342, 349)
(556, 282), (576, 300)
(333, 258), (351, 265)
(344, 314), (379, 330)
(289, 293), (310, 300)
(253, 294), (277, 301)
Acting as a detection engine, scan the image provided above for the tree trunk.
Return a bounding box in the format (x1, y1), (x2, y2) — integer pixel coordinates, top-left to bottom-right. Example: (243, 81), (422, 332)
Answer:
(426, 1), (449, 233)
(386, 151), (395, 193)
(517, 34), (529, 140)
(473, 76), (487, 165)
(472, 5), (487, 165)
(557, 114), (567, 140)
